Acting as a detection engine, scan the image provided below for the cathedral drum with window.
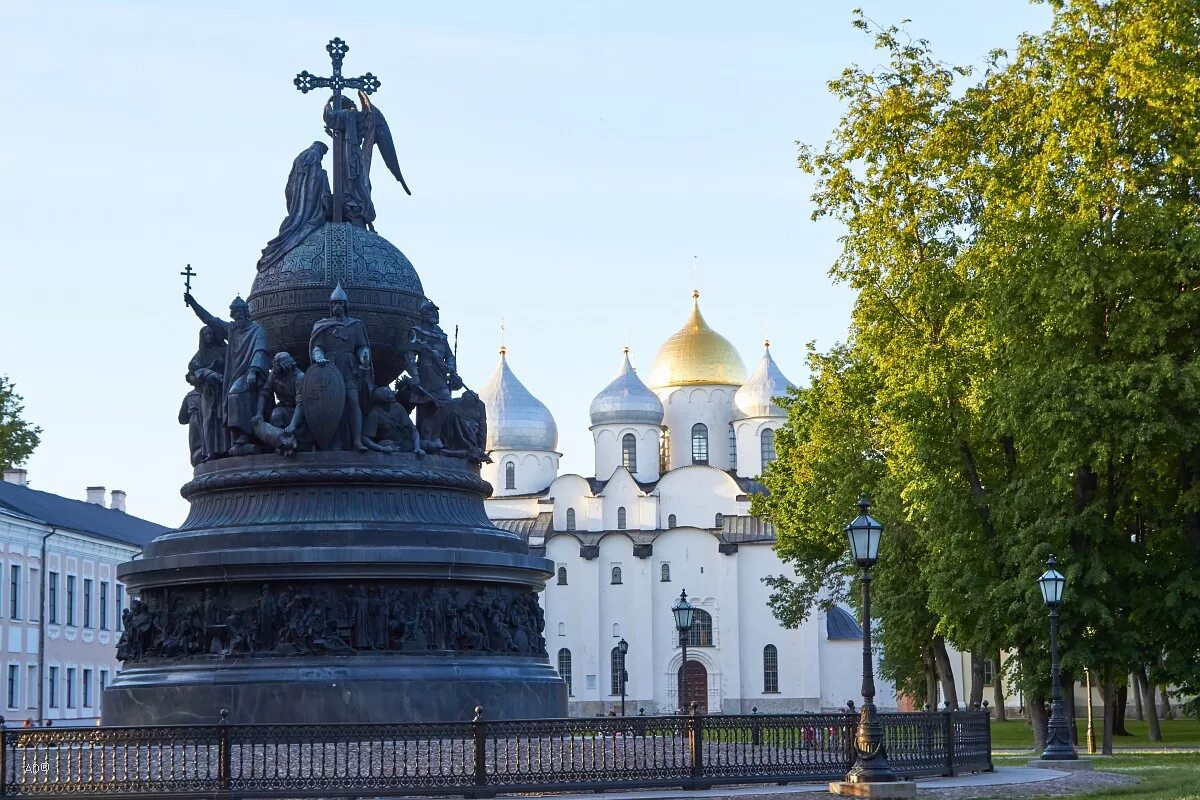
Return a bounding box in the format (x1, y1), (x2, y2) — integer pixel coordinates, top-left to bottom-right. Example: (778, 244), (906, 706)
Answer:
(482, 292), (894, 715)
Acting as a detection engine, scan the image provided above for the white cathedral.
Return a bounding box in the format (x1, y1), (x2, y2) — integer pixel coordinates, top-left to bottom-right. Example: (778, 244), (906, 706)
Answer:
(480, 292), (890, 716)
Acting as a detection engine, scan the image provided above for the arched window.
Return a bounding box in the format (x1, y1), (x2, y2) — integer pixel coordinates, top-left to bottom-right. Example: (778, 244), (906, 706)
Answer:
(763, 644), (779, 692)
(612, 623), (621, 637)
(661, 563), (671, 582)
(557, 648), (573, 696)
(681, 608), (714, 647)
(611, 566), (623, 585)
(557, 566), (567, 585)
(761, 428), (777, 466)
(691, 423), (709, 465)
(617, 507), (627, 530)
(557, 622), (565, 636)
(660, 427), (671, 472)
(667, 514), (677, 528)
(565, 508), (576, 531)
(728, 424), (737, 466)
(622, 433), (637, 472)
(610, 646), (626, 695)
(504, 461), (516, 489)
(714, 513), (723, 528)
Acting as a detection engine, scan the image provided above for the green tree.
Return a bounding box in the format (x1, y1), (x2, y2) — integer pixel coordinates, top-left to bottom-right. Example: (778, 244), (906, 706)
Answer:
(763, 1), (1200, 752)
(0, 376), (41, 471)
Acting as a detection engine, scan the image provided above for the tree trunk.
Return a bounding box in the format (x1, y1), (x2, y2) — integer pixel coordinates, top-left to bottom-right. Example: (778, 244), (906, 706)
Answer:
(1160, 686), (1174, 720)
(1137, 668), (1161, 742)
(1101, 668), (1115, 756)
(1132, 673), (1144, 721)
(1062, 669), (1077, 745)
(931, 636), (959, 709)
(969, 652), (985, 708)
(923, 645), (938, 710)
(1029, 695), (1049, 751)
(1114, 682), (1131, 735)
(993, 651), (1007, 721)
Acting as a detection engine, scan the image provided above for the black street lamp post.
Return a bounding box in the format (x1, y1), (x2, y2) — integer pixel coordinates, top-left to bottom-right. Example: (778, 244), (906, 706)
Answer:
(1037, 555), (1077, 760)
(672, 590), (695, 713)
(618, 637), (629, 717)
(842, 494), (898, 784)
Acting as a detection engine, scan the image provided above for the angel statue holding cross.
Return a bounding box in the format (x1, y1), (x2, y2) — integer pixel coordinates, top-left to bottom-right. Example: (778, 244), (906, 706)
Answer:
(324, 89), (410, 229)
(258, 38), (412, 272)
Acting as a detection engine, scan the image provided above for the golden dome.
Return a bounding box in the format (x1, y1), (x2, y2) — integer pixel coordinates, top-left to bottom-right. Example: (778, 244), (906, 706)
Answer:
(647, 291), (748, 389)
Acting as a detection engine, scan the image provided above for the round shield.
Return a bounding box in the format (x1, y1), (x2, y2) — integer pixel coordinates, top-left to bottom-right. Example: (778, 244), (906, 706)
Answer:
(303, 362), (346, 449)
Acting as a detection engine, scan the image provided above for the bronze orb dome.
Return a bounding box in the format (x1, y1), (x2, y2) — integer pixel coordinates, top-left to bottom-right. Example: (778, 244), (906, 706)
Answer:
(248, 221), (426, 386)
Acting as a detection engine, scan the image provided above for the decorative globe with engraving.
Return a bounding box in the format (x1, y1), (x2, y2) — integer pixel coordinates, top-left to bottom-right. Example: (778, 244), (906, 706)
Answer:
(248, 221), (426, 385)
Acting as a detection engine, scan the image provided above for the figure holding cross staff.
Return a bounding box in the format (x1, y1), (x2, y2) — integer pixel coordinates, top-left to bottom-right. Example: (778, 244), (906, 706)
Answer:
(294, 37), (411, 229)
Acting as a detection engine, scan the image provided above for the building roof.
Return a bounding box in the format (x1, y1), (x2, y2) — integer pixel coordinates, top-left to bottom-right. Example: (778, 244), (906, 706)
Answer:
(590, 349), (664, 427)
(479, 348), (559, 452)
(492, 512), (554, 542)
(646, 291), (747, 389)
(719, 514), (776, 543)
(730, 473), (769, 497)
(826, 606), (864, 640)
(0, 482), (168, 548)
(733, 342), (794, 420)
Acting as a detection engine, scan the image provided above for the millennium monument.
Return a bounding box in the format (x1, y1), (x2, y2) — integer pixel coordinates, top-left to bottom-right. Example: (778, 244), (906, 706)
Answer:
(104, 39), (566, 724)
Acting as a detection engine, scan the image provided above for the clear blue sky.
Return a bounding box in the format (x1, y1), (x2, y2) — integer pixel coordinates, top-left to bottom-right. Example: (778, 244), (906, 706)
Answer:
(0, 0), (1051, 526)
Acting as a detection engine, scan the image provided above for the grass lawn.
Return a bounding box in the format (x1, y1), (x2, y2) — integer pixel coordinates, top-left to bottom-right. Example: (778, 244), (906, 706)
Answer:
(992, 753), (1200, 799)
(991, 718), (1200, 749)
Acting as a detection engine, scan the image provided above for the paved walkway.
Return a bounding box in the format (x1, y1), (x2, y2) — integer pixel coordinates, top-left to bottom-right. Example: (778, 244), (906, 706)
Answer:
(382, 766), (1138, 799)
(994, 745), (1200, 754)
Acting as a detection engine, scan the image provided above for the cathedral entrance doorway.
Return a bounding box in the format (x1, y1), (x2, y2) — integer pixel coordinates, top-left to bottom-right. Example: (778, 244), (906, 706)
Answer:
(677, 660), (708, 713)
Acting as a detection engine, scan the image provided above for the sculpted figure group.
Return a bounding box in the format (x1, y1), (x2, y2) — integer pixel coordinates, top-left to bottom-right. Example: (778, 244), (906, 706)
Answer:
(180, 284), (488, 464)
(116, 583), (546, 662)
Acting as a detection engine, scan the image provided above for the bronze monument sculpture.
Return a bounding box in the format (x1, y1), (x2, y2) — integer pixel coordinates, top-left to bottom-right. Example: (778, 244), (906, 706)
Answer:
(104, 38), (564, 725)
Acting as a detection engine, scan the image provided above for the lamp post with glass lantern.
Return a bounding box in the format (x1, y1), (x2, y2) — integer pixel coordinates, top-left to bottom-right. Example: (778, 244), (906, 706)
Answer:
(1037, 555), (1077, 760)
(841, 494), (899, 785)
(672, 590), (695, 713)
(618, 638), (629, 716)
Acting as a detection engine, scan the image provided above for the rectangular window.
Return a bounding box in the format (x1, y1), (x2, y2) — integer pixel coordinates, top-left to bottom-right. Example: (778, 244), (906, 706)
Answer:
(28, 568), (39, 621)
(7, 664), (18, 709)
(66, 668), (75, 708)
(83, 578), (92, 628)
(99, 582), (109, 630)
(48, 572), (58, 624)
(983, 658), (997, 686)
(116, 585), (125, 629)
(9, 564), (19, 620)
(47, 666), (57, 708)
(99, 670), (108, 693)
(26, 665), (35, 709)
(66, 575), (76, 626)
(82, 669), (92, 707)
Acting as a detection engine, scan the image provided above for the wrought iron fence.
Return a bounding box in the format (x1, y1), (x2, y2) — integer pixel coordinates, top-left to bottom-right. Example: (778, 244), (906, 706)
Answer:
(0, 707), (991, 798)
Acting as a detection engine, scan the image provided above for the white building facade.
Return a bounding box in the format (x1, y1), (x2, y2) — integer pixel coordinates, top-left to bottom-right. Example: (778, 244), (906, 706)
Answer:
(0, 470), (166, 724)
(482, 292), (893, 716)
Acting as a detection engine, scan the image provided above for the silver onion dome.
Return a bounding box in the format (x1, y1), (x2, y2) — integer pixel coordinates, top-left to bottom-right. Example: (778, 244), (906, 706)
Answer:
(479, 347), (559, 452)
(733, 342), (794, 419)
(590, 349), (665, 427)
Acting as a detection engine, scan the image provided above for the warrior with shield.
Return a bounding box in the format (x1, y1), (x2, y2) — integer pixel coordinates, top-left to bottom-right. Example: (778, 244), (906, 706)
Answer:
(307, 284), (374, 451)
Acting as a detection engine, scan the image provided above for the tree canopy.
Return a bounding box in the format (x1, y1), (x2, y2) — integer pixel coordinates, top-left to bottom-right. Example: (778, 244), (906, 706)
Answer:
(756, 1), (1200, 750)
(0, 376), (40, 472)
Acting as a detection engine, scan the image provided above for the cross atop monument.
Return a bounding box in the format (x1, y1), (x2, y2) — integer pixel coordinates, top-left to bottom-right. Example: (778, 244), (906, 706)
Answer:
(289, 38), (408, 227)
(294, 37), (381, 104)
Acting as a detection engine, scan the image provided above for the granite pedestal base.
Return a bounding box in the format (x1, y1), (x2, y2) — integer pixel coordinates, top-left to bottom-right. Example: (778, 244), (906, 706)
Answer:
(829, 780), (916, 798)
(104, 655), (564, 725)
(107, 451), (565, 725)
